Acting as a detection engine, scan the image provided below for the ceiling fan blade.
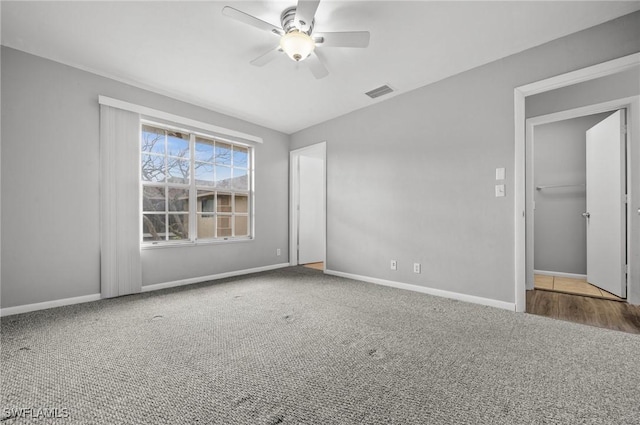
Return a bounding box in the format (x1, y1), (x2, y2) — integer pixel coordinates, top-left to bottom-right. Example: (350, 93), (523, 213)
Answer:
(222, 6), (283, 36)
(295, 0), (320, 32)
(250, 46), (283, 67)
(314, 31), (370, 48)
(306, 52), (329, 79)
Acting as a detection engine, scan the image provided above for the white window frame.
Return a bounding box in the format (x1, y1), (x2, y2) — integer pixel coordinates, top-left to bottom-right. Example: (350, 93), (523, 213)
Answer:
(140, 119), (255, 247)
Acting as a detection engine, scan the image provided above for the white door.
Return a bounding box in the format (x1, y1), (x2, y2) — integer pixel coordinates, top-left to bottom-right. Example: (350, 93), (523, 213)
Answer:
(298, 155), (324, 264)
(585, 110), (626, 297)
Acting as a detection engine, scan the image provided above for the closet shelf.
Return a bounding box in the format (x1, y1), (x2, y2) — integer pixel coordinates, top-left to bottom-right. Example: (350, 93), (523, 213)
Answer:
(536, 184), (585, 191)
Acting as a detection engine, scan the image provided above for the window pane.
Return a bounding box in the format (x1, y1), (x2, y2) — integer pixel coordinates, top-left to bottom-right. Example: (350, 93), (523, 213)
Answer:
(232, 168), (248, 190)
(168, 188), (189, 212)
(197, 214), (215, 239)
(143, 186), (165, 212)
(197, 190), (215, 212)
(233, 146), (248, 168)
(195, 137), (214, 162)
(215, 142), (232, 165)
(217, 193), (232, 213)
(217, 216), (232, 237)
(215, 165), (232, 188)
(194, 162), (214, 186)
(167, 131), (189, 158)
(235, 215), (248, 237)
(141, 126), (165, 154)
(143, 213), (166, 241)
(235, 194), (248, 213)
(168, 214), (189, 240)
(141, 154), (165, 182)
(167, 159), (190, 184)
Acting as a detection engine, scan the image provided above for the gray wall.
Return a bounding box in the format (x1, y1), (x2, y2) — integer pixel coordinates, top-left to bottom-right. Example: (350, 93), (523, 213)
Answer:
(1, 47), (290, 308)
(290, 12), (640, 304)
(533, 113), (611, 275)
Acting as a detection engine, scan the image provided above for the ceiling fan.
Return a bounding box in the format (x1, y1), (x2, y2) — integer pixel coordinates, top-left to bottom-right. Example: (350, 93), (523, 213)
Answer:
(222, 0), (370, 79)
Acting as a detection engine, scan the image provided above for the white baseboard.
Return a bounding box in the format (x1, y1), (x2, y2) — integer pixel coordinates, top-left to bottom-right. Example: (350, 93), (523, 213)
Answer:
(1, 263), (291, 317)
(141, 262), (291, 292)
(534, 270), (587, 280)
(325, 270), (516, 311)
(0, 293), (102, 317)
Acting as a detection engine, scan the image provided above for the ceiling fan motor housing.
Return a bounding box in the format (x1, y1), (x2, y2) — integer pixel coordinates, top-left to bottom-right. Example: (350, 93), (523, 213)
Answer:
(281, 6), (314, 35)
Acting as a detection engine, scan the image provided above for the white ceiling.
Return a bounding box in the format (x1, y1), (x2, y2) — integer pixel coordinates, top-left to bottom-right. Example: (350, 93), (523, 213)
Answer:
(2, 1), (640, 134)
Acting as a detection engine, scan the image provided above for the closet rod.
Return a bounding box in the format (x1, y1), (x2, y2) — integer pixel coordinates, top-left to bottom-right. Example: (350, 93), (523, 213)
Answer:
(535, 184), (585, 191)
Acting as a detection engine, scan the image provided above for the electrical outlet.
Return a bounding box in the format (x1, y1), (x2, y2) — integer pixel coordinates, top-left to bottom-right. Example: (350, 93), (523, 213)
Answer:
(276, 248), (281, 256)
(390, 260), (397, 271)
(413, 263), (421, 274)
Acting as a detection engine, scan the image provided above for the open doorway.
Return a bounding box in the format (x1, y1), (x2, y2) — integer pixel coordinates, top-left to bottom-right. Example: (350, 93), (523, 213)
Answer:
(526, 108), (628, 303)
(514, 53), (640, 314)
(289, 142), (326, 270)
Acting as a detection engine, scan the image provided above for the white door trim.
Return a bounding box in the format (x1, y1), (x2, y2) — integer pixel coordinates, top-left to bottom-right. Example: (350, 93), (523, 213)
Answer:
(289, 142), (327, 268)
(514, 52), (640, 312)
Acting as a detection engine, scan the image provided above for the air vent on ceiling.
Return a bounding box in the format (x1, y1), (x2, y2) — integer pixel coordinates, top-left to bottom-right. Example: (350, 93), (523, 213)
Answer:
(365, 85), (394, 99)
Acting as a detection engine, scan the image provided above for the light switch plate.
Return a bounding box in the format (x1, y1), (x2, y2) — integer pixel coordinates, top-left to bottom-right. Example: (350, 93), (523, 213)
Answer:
(495, 167), (505, 180)
(495, 184), (505, 197)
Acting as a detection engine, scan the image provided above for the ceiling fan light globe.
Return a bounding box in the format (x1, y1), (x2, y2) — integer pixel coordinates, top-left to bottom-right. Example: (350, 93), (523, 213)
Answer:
(280, 30), (315, 62)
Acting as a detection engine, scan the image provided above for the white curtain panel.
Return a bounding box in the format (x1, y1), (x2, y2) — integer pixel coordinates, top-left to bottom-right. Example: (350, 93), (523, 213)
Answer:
(100, 105), (141, 298)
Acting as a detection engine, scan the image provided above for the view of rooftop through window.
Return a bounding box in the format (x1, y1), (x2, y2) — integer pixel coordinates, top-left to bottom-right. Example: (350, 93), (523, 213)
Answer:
(141, 123), (252, 244)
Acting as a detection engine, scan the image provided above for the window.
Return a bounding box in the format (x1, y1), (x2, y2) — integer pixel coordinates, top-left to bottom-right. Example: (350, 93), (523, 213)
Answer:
(141, 122), (252, 245)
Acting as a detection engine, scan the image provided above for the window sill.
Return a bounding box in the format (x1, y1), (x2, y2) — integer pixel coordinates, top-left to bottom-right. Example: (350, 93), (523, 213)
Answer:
(141, 237), (254, 250)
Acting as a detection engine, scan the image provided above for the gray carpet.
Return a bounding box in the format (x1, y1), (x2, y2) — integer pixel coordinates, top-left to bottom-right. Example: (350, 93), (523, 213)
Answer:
(2, 266), (639, 424)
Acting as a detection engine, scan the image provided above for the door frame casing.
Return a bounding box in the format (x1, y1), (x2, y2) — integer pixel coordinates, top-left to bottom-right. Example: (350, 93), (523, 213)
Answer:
(514, 52), (640, 311)
(289, 142), (327, 268)
(525, 101), (634, 297)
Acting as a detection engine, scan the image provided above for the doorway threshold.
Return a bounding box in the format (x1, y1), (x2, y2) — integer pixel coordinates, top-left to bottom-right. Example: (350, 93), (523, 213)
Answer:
(303, 262), (324, 271)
